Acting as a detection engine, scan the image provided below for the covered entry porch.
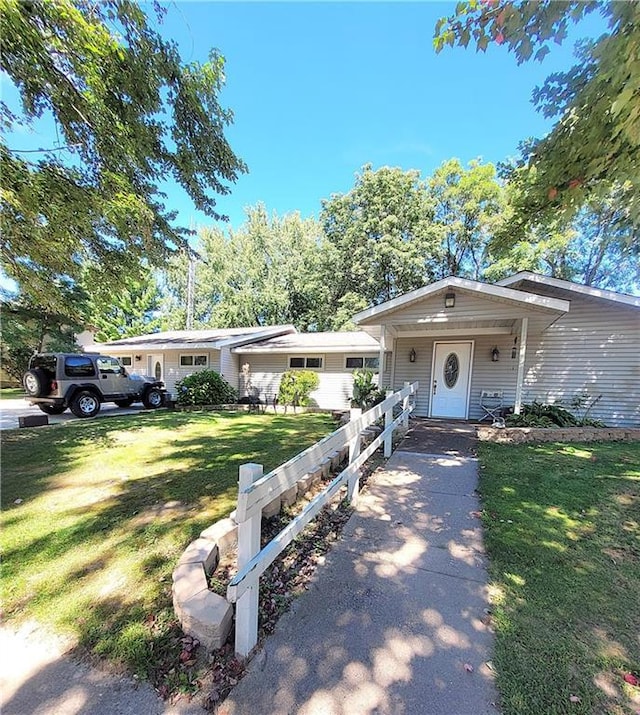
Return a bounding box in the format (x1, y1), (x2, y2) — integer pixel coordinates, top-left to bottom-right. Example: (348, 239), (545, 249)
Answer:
(353, 277), (570, 420)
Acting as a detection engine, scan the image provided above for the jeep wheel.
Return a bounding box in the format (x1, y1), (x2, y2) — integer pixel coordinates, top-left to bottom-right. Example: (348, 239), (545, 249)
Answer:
(143, 387), (163, 409)
(70, 391), (101, 418)
(115, 398), (135, 408)
(23, 368), (48, 397)
(38, 404), (66, 415)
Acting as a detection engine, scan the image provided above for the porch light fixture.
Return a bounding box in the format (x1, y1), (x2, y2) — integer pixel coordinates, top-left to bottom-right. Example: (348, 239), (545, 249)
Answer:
(491, 347), (500, 362)
(444, 292), (456, 308)
(135, 355), (142, 362)
(511, 337), (518, 359)
(409, 348), (417, 363)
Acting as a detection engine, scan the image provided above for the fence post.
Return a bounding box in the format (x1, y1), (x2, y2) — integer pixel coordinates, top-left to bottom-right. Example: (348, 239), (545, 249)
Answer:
(402, 382), (410, 428)
(347, 410), (362, 505)
(235, 462), (263, 658)
(384, 389), (394, 457)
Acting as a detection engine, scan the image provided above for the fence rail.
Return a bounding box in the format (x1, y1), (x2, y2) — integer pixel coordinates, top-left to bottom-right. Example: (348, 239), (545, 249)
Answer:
(227, 381), (418, 657)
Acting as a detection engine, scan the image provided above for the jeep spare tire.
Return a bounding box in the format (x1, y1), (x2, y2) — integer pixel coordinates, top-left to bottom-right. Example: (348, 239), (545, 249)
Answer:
(70, 390), (101, 418)
(143, 387), (163, 409)
(23, 368), (48, 397)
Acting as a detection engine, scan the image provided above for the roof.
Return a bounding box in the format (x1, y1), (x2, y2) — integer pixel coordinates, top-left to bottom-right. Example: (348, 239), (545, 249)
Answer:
(352, 276), (570, 325)
(497, 272), (640, 308)
(93, 325), (297, 352)
(233, 331), (381, 354)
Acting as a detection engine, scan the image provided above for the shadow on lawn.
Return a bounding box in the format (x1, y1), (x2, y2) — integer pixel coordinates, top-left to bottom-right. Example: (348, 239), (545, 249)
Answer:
(477, 440), (640, 715)
(0, 410), (335, 687)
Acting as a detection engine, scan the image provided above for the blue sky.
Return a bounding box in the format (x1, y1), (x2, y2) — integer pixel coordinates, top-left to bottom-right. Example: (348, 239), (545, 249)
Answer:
(4, 1), (607, 234)
(151, 1), (606, 231)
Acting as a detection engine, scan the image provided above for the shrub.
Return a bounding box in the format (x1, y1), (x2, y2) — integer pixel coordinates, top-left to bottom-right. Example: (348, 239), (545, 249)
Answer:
(505, 396), (606, 428)
(277, 370), (319, 408)
(175, 370), (237, 406)
(350, 369), (385, 409)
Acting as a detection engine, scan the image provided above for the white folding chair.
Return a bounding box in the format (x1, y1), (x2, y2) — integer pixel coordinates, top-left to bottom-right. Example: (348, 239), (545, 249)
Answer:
(480, 390), (504, 426)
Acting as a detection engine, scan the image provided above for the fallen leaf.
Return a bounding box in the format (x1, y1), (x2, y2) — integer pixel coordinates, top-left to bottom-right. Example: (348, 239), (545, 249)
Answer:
(464, 663), (474, 673)
(470, 511), (482, 518)
(569, 694), (581, 703)
(624, 673), (640, 687)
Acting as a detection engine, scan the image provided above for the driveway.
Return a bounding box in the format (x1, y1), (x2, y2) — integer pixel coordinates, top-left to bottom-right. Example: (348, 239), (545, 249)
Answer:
(0, 397), (151, 430)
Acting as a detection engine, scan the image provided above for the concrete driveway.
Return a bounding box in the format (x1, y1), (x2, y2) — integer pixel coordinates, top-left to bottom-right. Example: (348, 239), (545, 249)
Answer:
(0, 397), (152, 430)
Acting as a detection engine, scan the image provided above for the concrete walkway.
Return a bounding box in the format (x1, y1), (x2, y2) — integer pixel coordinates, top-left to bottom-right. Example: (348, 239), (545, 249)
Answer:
(221, 445), (497, 715)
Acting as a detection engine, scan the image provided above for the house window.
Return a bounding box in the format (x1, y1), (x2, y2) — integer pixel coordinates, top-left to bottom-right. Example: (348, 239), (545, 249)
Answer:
(180, 354), (208, 367)
(120, 356), (132, 367)
(345, 356), (380, 370)
(288, 356), (323, 370)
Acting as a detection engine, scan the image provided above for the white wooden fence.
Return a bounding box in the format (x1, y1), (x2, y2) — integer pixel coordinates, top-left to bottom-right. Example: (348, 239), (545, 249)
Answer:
(226, 381), (418, 657)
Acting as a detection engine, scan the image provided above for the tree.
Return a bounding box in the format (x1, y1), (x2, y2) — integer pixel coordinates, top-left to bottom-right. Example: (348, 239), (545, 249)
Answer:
(428, 158), (505, 279)
(485, 186), (640, 293)
(161, 205), (329, 331)
(434, 1), (640, 232)
(0, 296), (82, 381)
(86, 269), (163, 342)
(320, 165), (437, 313)
(0, 0), (246, 312)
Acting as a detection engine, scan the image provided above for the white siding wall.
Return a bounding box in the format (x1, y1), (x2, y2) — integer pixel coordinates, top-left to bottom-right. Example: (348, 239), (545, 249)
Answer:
(521, 296), (640, 426)
(101, 349), (221, 394)
(236, 352), (380, 410)
(392, 336), (521, 419)
(391, 296), (640, 426)
(219, 348), (239, 393)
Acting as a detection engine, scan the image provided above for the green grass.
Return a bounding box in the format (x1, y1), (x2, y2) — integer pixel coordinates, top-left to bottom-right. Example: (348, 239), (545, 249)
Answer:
(1, 410), (334, 681)
(1, 386), (25, 399)
(478, 441), (640, 715)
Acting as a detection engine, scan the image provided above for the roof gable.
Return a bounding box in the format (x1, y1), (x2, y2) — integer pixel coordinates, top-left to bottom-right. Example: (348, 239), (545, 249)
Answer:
(498, 272), (640, 309)
(353, 276), (570, 326)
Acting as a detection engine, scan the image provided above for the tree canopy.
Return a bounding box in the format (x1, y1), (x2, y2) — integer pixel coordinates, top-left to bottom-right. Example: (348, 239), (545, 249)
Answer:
(434, 1), (640, 234)
(0, 0), (245, 312)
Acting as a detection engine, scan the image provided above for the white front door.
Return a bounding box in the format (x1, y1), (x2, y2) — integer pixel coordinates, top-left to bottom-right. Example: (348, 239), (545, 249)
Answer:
(430, 341), (473, 419)
(148, 354), (164, 382)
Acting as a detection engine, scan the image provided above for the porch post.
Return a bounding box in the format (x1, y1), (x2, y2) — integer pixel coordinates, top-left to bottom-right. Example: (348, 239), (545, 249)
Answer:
(377, 325), (386, 389)
(514, 317), (529, 415)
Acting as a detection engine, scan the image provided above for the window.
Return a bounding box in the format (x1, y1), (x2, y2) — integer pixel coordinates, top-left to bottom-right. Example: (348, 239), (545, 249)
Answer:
(443, 353), (460, 388)
(120, 356), (132, 367)
(180, 354), (208, 367)
(345, 356), (379, 370)
(96, 357), (122, 374)
(64, 355), (95, 377)
(288, 356), (323, 370)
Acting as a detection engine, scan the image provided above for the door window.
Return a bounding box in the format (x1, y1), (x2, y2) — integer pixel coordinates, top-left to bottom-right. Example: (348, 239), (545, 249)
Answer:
(443, 353), (459, 388)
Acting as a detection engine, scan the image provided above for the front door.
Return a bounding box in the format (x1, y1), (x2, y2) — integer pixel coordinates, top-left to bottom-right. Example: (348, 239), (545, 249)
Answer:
(430, 341), (473, 419)
(148, 354), (164, 382)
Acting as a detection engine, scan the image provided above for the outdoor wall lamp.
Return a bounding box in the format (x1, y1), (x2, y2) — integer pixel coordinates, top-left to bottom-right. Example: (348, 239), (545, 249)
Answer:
(511, 337), (518, 359)
(135, 355), (142, 362)
(444, 292), (456, 308)
(491, 347), (500, 362)
(409, 348), (417, 363)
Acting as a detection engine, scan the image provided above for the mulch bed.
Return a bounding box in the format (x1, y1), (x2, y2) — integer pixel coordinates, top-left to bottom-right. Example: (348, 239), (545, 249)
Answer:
(164, 445), (389, 711)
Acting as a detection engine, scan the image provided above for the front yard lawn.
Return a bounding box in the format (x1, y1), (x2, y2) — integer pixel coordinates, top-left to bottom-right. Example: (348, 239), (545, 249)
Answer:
(0, 410), (334, 686)
(478, 441), (640, 715)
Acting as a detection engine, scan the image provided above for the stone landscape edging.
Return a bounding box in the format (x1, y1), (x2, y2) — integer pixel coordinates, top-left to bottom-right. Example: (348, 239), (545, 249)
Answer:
(477, 425), (640, 444)
(170, 428), (383, 651)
